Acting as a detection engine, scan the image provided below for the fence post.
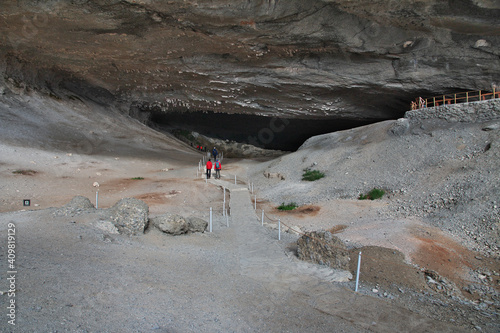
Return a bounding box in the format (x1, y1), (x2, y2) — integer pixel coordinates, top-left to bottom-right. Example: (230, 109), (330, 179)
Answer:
(479, 90), (482, 101)
(355, 251), (362, 292)
(443, 95), (445, 105)
(96, 191), (99, 209)
(494, 87), (496, 99)
(254, 195), (257, 210)
(226, 210), (229, 227)
(234, 175), (237, 185)
(466, 91), (469, 102)
(454, 94), (457, 104)
(209, 207), (212, 233)
(278, 219), (281, 241)
(261, 209), (264, 226)
(433, 97), (436, 107)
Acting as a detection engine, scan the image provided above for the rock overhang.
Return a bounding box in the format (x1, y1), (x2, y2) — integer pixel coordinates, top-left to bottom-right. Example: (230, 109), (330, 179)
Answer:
(0, 0), (499, 124)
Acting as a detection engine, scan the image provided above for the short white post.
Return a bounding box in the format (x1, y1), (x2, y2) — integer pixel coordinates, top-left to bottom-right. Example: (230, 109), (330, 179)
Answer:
(254, 195), (257, 210)
(209, 207), (213, 233)
(96, 191), (99, 209)
(355, 251), (362, 292)
(261, 209), (264, 226)
(234, 175), (237, 185)
(278, 219), (281, 241)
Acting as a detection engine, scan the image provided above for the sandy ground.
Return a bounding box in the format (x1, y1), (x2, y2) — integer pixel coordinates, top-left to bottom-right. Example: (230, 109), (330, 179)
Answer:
(0, 92), (498, 332)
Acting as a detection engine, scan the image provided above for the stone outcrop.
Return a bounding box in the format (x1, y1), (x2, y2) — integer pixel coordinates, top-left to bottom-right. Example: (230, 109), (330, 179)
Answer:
(107, 198), (149, 235)
(1, 0), (499, 127)
(297, 231), (350, 270)
(150, 214), (208, 234)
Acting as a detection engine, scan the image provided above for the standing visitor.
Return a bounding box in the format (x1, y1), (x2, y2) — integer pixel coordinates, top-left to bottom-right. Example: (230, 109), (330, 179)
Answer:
(214, 159), (222, 179)
(206, 159), (213, 179)
(212, 147), (218, 160)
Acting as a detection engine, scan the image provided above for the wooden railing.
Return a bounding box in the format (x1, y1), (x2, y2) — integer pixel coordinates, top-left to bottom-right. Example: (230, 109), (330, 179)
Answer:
(411, 89), (500, 110)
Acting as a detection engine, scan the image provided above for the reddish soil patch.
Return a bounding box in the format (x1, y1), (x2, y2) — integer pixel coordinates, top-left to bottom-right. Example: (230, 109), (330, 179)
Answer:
(134, 192), (169, 205)
(409, 225), (500, 298)
(328, 224), (348, 234)
(272, 205), (321, 217)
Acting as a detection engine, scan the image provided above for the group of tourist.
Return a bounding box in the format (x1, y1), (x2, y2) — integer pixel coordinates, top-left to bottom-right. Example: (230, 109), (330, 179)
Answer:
(205, 147), (222, 179)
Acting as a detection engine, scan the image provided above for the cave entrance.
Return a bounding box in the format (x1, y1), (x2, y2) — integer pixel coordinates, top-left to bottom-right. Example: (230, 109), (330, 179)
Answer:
(149, 111), (377, 151)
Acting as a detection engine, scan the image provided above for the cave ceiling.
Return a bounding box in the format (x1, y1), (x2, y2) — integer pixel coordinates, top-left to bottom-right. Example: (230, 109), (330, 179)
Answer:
(1, 0), (499, 121)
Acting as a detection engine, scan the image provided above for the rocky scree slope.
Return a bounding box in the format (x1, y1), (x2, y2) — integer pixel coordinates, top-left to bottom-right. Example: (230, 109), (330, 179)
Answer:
(250, 100), (500, 257)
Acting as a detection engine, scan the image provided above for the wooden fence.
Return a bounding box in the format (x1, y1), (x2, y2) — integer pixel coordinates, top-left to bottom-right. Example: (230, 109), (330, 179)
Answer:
(411, 89), (500, 110)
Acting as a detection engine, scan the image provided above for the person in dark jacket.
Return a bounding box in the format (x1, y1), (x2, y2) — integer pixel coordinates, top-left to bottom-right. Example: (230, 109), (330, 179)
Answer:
(206, 159), (212, 179)
(212, 147), (218, 160)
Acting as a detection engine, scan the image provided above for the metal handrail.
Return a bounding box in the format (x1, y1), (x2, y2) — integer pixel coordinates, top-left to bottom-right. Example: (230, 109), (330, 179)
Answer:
(411, 89), (499, 110)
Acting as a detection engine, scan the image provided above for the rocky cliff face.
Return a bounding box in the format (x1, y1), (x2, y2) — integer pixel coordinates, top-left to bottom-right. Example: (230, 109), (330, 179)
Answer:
(1, 0), (499, 124)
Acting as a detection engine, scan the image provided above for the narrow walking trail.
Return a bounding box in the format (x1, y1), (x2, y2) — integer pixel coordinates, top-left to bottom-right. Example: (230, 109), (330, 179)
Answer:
(208, 175), (468, 333)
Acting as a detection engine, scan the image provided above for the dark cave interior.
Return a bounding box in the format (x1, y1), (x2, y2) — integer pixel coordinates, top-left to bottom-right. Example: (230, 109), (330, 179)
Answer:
(148, 110), (385, 151)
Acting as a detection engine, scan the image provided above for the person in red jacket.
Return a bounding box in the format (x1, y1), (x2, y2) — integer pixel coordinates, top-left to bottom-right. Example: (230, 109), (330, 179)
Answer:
(206, 159), (212, 179)
(214, 159), (222, 179)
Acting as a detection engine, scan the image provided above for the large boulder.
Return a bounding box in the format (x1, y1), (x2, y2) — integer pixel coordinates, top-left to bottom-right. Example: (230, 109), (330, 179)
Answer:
(108, 198), (149, 235)
(150, 214), (189, 235)
(297, 231), (350, 270)
(185, 217), (208, 233)
(54, 195), (95, 216)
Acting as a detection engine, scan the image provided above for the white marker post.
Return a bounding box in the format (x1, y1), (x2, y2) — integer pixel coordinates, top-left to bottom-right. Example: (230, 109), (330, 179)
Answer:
(355, 251), (362, 292)
(261, 209), (264, 226)
(209, 207), (213, 233)
(234, 175), (237, 185)
(96, 191), (99, 209)
(254, 195), (257, 210)
(278, 219), (281, 241)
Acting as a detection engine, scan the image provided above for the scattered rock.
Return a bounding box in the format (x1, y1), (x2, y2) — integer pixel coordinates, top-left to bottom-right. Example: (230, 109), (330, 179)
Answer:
(264, 171), (285, 180)
(482, 122), (500, 131)
(388, 118), (410, 136)
(94, 220), (120, 234)
(474, 39), (490, 48)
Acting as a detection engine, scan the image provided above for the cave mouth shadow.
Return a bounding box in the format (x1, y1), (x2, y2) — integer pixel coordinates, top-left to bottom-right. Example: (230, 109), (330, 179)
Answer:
(149, 110), (382, 151)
